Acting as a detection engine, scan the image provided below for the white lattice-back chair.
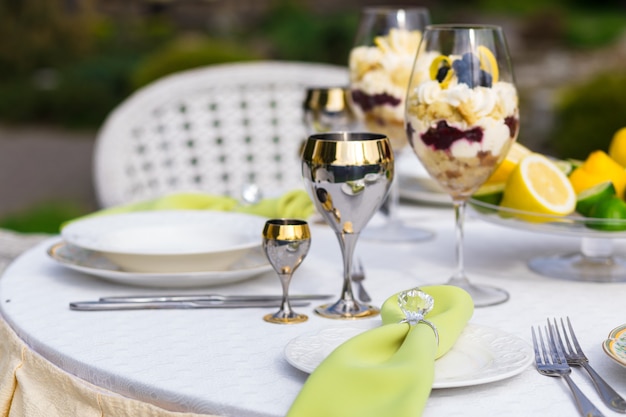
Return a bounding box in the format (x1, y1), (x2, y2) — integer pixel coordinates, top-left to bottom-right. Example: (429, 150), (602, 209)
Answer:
(93, 60), (348, 208)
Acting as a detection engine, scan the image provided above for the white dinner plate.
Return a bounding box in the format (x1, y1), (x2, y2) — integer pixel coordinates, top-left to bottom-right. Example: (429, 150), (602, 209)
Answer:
(47, 241), (273, 288)
(284, 323), (533, 388)
(398, 176), (452, 206)
(61, 211), (267, 273)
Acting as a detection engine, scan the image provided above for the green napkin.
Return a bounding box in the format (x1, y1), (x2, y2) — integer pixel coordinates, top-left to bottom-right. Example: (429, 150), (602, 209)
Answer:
(287, 285), (474, 417)
(62, 189), (315, 229)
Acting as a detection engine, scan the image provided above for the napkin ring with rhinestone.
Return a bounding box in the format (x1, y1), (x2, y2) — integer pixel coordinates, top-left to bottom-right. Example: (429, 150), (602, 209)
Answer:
(398, 288), (439, 345)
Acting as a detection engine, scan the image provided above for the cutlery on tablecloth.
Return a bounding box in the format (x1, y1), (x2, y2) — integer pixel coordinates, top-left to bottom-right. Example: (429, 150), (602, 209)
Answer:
(550, 317), (626, 413)
(70, 299), (311, 311)
(351, 258), (371, 303)
(98, 293), (332, 303)
(531, 325), (605, 417)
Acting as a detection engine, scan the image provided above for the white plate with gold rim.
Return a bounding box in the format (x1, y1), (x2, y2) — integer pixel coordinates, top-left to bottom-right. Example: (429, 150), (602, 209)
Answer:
(603, 324), (626, 368)
(284, 323), (533, 388)
(47, 241), (272, 288)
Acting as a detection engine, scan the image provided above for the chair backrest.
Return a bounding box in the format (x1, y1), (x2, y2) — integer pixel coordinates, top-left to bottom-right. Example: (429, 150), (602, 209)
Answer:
(93, 60), (349, 208)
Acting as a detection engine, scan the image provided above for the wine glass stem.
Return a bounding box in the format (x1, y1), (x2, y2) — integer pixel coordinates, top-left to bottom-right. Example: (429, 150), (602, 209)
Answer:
(449, 199), (469, 286)
(338, 232), (358, 302)
(278, 273), (294, 314)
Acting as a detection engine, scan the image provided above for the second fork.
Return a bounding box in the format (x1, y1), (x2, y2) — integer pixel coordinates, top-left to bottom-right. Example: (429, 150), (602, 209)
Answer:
(551, 317), (626, 413)
(532, 325), (605, 417)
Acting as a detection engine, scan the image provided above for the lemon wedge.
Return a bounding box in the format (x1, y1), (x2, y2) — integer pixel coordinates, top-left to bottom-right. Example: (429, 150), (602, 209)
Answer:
(609, 127), (626, 168)
(477, 45), (499, 84)
(568, 166), (610, 195)
(484, 142), (532, 185)
(571, 150), (626, 198)
(500, 153), (576, 222)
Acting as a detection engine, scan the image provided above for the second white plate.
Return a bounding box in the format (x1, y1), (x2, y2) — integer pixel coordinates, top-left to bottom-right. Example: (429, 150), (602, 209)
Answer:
(47, 241), (272, 288)
(399, 177), (453, 206)
(284, 323), (533, 389)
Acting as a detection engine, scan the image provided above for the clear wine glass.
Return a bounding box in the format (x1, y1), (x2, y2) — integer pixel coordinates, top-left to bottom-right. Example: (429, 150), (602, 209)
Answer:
(301, 132), (393, 318)
(262, 219), (311, 324)
(302, 86), (359, 136)
(349, 6), (433, 242)
(405, 24), (520, 307)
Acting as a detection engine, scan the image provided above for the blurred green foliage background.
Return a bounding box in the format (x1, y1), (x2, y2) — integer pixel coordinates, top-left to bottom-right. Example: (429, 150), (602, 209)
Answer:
(2, 0), (625, 131)
(1, 0), (626, 232)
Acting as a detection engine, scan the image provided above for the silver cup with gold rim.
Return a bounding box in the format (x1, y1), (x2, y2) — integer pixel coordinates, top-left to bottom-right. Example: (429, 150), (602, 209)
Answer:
(301, 132), (394, 319)
(262, 219), (311, 324)
(302, 86), (359, 136)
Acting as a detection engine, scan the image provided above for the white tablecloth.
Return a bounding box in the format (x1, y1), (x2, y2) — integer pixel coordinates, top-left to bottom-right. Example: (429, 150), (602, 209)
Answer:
(1, 206), (626, 417)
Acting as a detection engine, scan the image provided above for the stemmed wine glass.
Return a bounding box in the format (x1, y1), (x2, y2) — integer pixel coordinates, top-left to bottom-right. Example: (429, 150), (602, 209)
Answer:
(302, 86), (359, 136)
(301, 132), (393, 318)
(262, 219), (311, 324)
(405, 24), (520, 307)
(349, 6), (433, 242)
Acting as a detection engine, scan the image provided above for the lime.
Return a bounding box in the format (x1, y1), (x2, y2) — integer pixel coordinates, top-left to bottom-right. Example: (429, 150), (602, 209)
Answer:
(567, 158), (584, 170)
(500, 153), (576, 222)
(575, 181), (616, 217)
(553, 159), (574, 176)
(587, 196), (626, 231)
(472, 183), (505, 205)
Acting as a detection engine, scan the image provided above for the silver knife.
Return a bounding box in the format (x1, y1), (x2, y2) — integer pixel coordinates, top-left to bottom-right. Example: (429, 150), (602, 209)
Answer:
(70, 299), (311, 311)
(98, 293), (333, 303)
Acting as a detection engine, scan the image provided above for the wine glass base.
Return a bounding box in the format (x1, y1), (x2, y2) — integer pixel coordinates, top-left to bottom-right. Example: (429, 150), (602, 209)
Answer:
(361, 221), (434, 243)
(314, 299), (380, 319)
(446, 279), (509, 308)
(528, 253), (626, 283)
(263, 312), (308, 324)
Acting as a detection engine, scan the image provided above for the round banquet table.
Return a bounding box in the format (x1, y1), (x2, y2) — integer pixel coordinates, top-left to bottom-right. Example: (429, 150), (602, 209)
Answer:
(1, 204), (626, 417)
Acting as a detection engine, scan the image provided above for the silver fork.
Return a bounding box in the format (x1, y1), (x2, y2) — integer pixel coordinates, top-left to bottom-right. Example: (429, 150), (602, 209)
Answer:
(351, 258), (371, 303)
(532, 325), (605, 417)
(551, 317), (626, 413)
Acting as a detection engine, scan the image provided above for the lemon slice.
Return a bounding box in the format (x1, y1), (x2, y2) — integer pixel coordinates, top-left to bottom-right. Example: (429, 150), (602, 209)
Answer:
(500, 153), (576, 222)
(477, 45), (499, 84)
(484, 142), (532, 185)
(429, 55), (453, 88)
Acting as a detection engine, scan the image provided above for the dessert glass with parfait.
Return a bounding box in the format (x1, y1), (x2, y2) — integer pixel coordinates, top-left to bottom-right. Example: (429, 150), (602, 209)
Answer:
(405, 24), (520, 307)
(349, 6), (433, 242)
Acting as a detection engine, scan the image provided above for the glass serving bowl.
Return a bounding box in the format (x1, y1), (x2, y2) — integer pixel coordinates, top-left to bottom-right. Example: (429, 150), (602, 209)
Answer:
(468, 198), (626, 282)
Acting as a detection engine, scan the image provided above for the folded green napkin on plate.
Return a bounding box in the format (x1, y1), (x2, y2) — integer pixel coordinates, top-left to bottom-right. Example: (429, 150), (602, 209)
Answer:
(62, 189), (315, 229)
(287, 285), (474, 417)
